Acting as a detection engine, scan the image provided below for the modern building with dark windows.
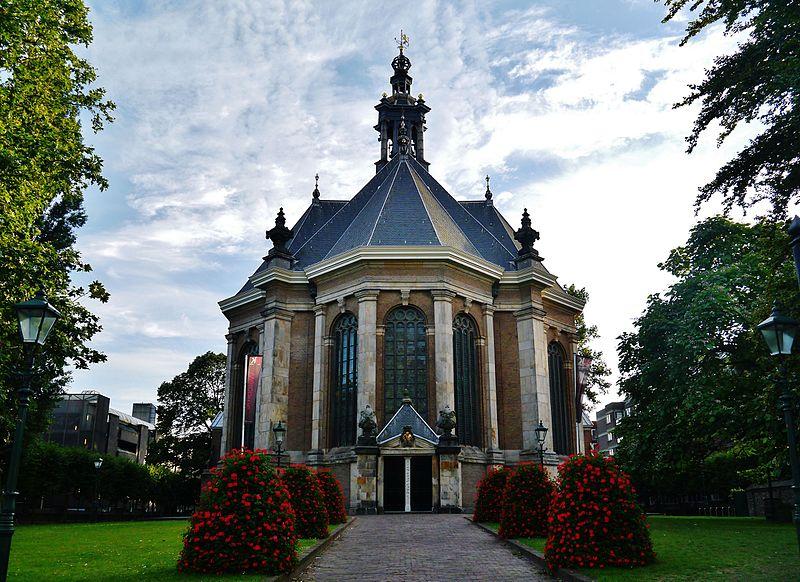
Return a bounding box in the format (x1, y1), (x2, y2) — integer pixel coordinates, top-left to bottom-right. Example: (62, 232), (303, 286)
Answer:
(218, 42), (586, 513)
(45, 392), (155, 464)
(595, 399), (631, 457)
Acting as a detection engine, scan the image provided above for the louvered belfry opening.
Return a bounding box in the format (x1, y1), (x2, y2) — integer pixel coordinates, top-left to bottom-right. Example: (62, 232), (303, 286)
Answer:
(453, 314), (480, 446)
(331, 312), (358, 447)
(384, 306), (428, 418)
(548, 341), (570, 454)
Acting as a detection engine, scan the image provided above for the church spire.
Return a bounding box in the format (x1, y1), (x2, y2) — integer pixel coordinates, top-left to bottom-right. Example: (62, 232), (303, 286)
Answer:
(374, 33), (431, 173)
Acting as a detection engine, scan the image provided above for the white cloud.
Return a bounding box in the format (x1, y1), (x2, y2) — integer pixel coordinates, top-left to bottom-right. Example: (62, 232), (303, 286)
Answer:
(73, 1), (755, 414)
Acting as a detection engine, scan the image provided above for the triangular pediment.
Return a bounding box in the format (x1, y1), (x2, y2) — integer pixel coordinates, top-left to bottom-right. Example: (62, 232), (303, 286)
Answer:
(376, 401), (439, 445)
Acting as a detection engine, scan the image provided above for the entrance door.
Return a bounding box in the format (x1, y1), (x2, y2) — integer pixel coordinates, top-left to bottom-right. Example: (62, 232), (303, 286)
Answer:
(383, 456), (405, 512)
(411, 456), (432, 512)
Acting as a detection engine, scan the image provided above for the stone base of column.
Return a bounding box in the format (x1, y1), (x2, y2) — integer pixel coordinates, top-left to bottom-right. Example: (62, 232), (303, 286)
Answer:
(354, 446), (379, 514)
(484, 448), (505, 466)
(307, 449), (324, 466)
(438, 452), (462, 512)
(520, 449), (561, 477)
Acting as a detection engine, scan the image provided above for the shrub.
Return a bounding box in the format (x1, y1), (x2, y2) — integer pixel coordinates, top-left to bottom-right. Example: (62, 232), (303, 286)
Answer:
(316, 470), (348, 524)
(545, 453), (655, 571)
(177, 449), (297, 575)
(472, 467), (511, 523)
(281, 465), (329, 538)
(499, 463), (554, 538)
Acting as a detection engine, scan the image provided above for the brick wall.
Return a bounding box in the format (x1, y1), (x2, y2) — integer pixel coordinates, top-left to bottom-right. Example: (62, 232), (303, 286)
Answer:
(287, 310), (314, 452)
(494, 311), (522, 449)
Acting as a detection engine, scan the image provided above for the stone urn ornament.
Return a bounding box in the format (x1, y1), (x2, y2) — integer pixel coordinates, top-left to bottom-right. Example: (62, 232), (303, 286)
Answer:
(437, 405), (457, 440)
(357, 404), (378, 445)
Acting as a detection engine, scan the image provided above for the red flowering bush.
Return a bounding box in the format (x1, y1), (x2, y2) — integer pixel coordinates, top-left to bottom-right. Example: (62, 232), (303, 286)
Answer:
(545, 453), (655, 571)
(316, 469), (348, 524)
(472, 467), (511, 523)
(499, 463), (554, 538)
(281, 465), (329, 538)
(177, 449), (297, 575)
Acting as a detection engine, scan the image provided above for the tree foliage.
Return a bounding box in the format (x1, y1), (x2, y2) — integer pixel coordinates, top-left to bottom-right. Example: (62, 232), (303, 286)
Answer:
(662, 0), (800, 216)
(564, 285), (612, 404)
(147, 352), (226, 481)
(0, 0), (113, 450)
(616, 216), (797, 496)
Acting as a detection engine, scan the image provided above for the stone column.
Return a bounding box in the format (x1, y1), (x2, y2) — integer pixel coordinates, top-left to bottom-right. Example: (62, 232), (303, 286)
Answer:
(432, 290), (456, 414)
(255, 304), (294, 450)
(481, 305), (501, 460)
(404, 456), (412, 512)
(220, 332), (237, 454)
(515, 306), (551, 452)
(309, 304), (327, 464)
(356, 291), (379, 419)
(438, 447), (462, 512)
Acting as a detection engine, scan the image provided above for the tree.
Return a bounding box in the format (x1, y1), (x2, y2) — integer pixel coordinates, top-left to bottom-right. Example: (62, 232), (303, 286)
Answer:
(564, 285), (612, 404)
(662, 1), (800, 217)
(0, 0), (113, 454)
(148, 352), (226, 483)
(616, 216), (797, 498)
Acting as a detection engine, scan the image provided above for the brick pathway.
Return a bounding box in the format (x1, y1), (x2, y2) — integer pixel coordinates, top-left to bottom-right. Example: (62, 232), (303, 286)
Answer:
(296, 514), (553, 581)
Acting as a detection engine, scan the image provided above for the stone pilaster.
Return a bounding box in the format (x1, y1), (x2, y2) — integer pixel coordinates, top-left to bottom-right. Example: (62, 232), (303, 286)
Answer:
(309, 304), (327, 464)
(255, 304), (294, 450)
(438, 453), (462, 512)
(481, 304), (501, 459)
(515, 305), (551, 452)
(356, 290), (379, 420)
(432, 290), (456, 414)
(221, 332), (237, 454)
(355, 446), (379, 514)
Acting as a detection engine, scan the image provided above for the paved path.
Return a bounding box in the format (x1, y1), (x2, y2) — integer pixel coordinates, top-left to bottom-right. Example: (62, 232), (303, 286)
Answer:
(296, 514), (553, 581)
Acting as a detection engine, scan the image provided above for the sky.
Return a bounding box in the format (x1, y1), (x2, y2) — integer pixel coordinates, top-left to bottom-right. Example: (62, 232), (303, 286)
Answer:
(72, 0), (754, 418)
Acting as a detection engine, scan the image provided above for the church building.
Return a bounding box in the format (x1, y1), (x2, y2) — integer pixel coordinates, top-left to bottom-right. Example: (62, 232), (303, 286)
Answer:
(218, 40), (586, 513)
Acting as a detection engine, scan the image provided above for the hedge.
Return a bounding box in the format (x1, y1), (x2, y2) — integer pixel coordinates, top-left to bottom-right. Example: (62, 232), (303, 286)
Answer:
(316, 469), (348, 524)
(473, 467), (511, 523)
(281, 465), (329, 538)
(499, 463), (553, 538)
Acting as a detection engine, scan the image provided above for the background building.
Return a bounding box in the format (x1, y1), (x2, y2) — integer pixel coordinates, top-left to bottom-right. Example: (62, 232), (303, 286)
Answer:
(595, 399), (631, 456)
(45, 392), (155, 464)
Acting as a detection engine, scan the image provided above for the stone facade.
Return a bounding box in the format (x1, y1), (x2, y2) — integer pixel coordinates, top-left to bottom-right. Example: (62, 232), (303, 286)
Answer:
(217, 44), (585, 514)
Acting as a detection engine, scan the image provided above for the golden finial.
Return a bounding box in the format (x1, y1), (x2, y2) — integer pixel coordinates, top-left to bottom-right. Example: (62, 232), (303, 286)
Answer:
(395, 30), (409, 54)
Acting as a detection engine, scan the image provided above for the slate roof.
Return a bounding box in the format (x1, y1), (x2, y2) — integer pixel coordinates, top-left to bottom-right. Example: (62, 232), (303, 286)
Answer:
(240, 154), (530, 293)
(376, 400), (439, 445)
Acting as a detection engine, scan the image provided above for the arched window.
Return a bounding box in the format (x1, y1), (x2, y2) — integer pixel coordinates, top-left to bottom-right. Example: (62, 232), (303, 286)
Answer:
(230, 341), (260, 450)
(384, 306), (428, 417)
(453, 314), (480, 446)
(548, 341), (570, 454)
(330, 313), (358, 447)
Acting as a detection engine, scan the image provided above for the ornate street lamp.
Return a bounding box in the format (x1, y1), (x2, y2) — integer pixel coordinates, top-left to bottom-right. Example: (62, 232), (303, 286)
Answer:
(272, 421), (287, 468)
(1, 291), (61, 582)
(757, 302), (800, 553)
(535, 420), (548, 467)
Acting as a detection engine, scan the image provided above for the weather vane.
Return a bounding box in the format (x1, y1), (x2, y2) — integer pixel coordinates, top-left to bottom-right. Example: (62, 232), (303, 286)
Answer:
(395, 30), (409, 53)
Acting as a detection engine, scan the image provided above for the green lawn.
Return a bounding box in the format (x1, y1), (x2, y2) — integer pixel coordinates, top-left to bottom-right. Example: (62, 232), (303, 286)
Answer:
(483, 516), (800, 581)
(8, 519), (339, 581)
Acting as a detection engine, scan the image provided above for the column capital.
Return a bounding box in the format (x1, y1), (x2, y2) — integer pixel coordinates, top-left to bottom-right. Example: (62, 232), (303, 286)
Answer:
(261, 303), (294, 321)
(355, 289), (380, 302)
(225, 331), (240, 343)
(313, 303), (327, 316)
(431, 289), (456, 301)
(323, 336), (334, 347)
(482, 303), (497, 316)
(513, 305), (546, 321)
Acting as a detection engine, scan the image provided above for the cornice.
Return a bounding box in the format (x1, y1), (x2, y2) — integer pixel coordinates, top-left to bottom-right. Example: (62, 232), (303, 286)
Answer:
(542, 287), (585, 312)
(250, 267), (309, 288)
(219, 288), (265, 314)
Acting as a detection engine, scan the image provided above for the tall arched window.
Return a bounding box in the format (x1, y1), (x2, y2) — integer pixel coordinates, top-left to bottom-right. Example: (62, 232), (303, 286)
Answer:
(230, 341), (259, 450)
(453, 314), (480, 446)
(384, 306), (428, 417)
(330, 313), (358, 447)
(548, 341), (570, 455)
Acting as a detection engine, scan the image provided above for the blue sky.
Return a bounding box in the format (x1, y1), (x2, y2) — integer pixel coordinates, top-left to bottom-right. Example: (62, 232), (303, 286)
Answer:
(72, 0), (752, 415)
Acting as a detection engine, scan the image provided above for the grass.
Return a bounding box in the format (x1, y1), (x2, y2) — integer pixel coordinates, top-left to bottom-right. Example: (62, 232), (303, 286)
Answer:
(481, 516), (800, 581)
(8, 519), (342, 581)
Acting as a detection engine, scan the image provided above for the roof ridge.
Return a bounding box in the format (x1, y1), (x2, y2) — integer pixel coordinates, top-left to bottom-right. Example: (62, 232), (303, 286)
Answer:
(292, 158), (398, 256)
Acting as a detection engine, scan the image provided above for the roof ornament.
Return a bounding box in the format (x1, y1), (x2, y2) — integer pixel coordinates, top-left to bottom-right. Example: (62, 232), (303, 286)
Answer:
(514, 208), (543, 263)
(395, 30), (409, 55)
(485, 175), (493, 204)
(391, 31), (411, 75)
(264, 207), (294, 265)
(312, 172), (321, 205)
(398, 112), (410, 156)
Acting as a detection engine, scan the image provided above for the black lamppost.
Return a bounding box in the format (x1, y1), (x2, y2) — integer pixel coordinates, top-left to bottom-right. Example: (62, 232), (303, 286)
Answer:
(93, 458), (103, 522)
(757, 303), (800, 553)
(535, 420), (548, 467)
(1, 291), (61, 582)
(272, 421), (286, 468)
